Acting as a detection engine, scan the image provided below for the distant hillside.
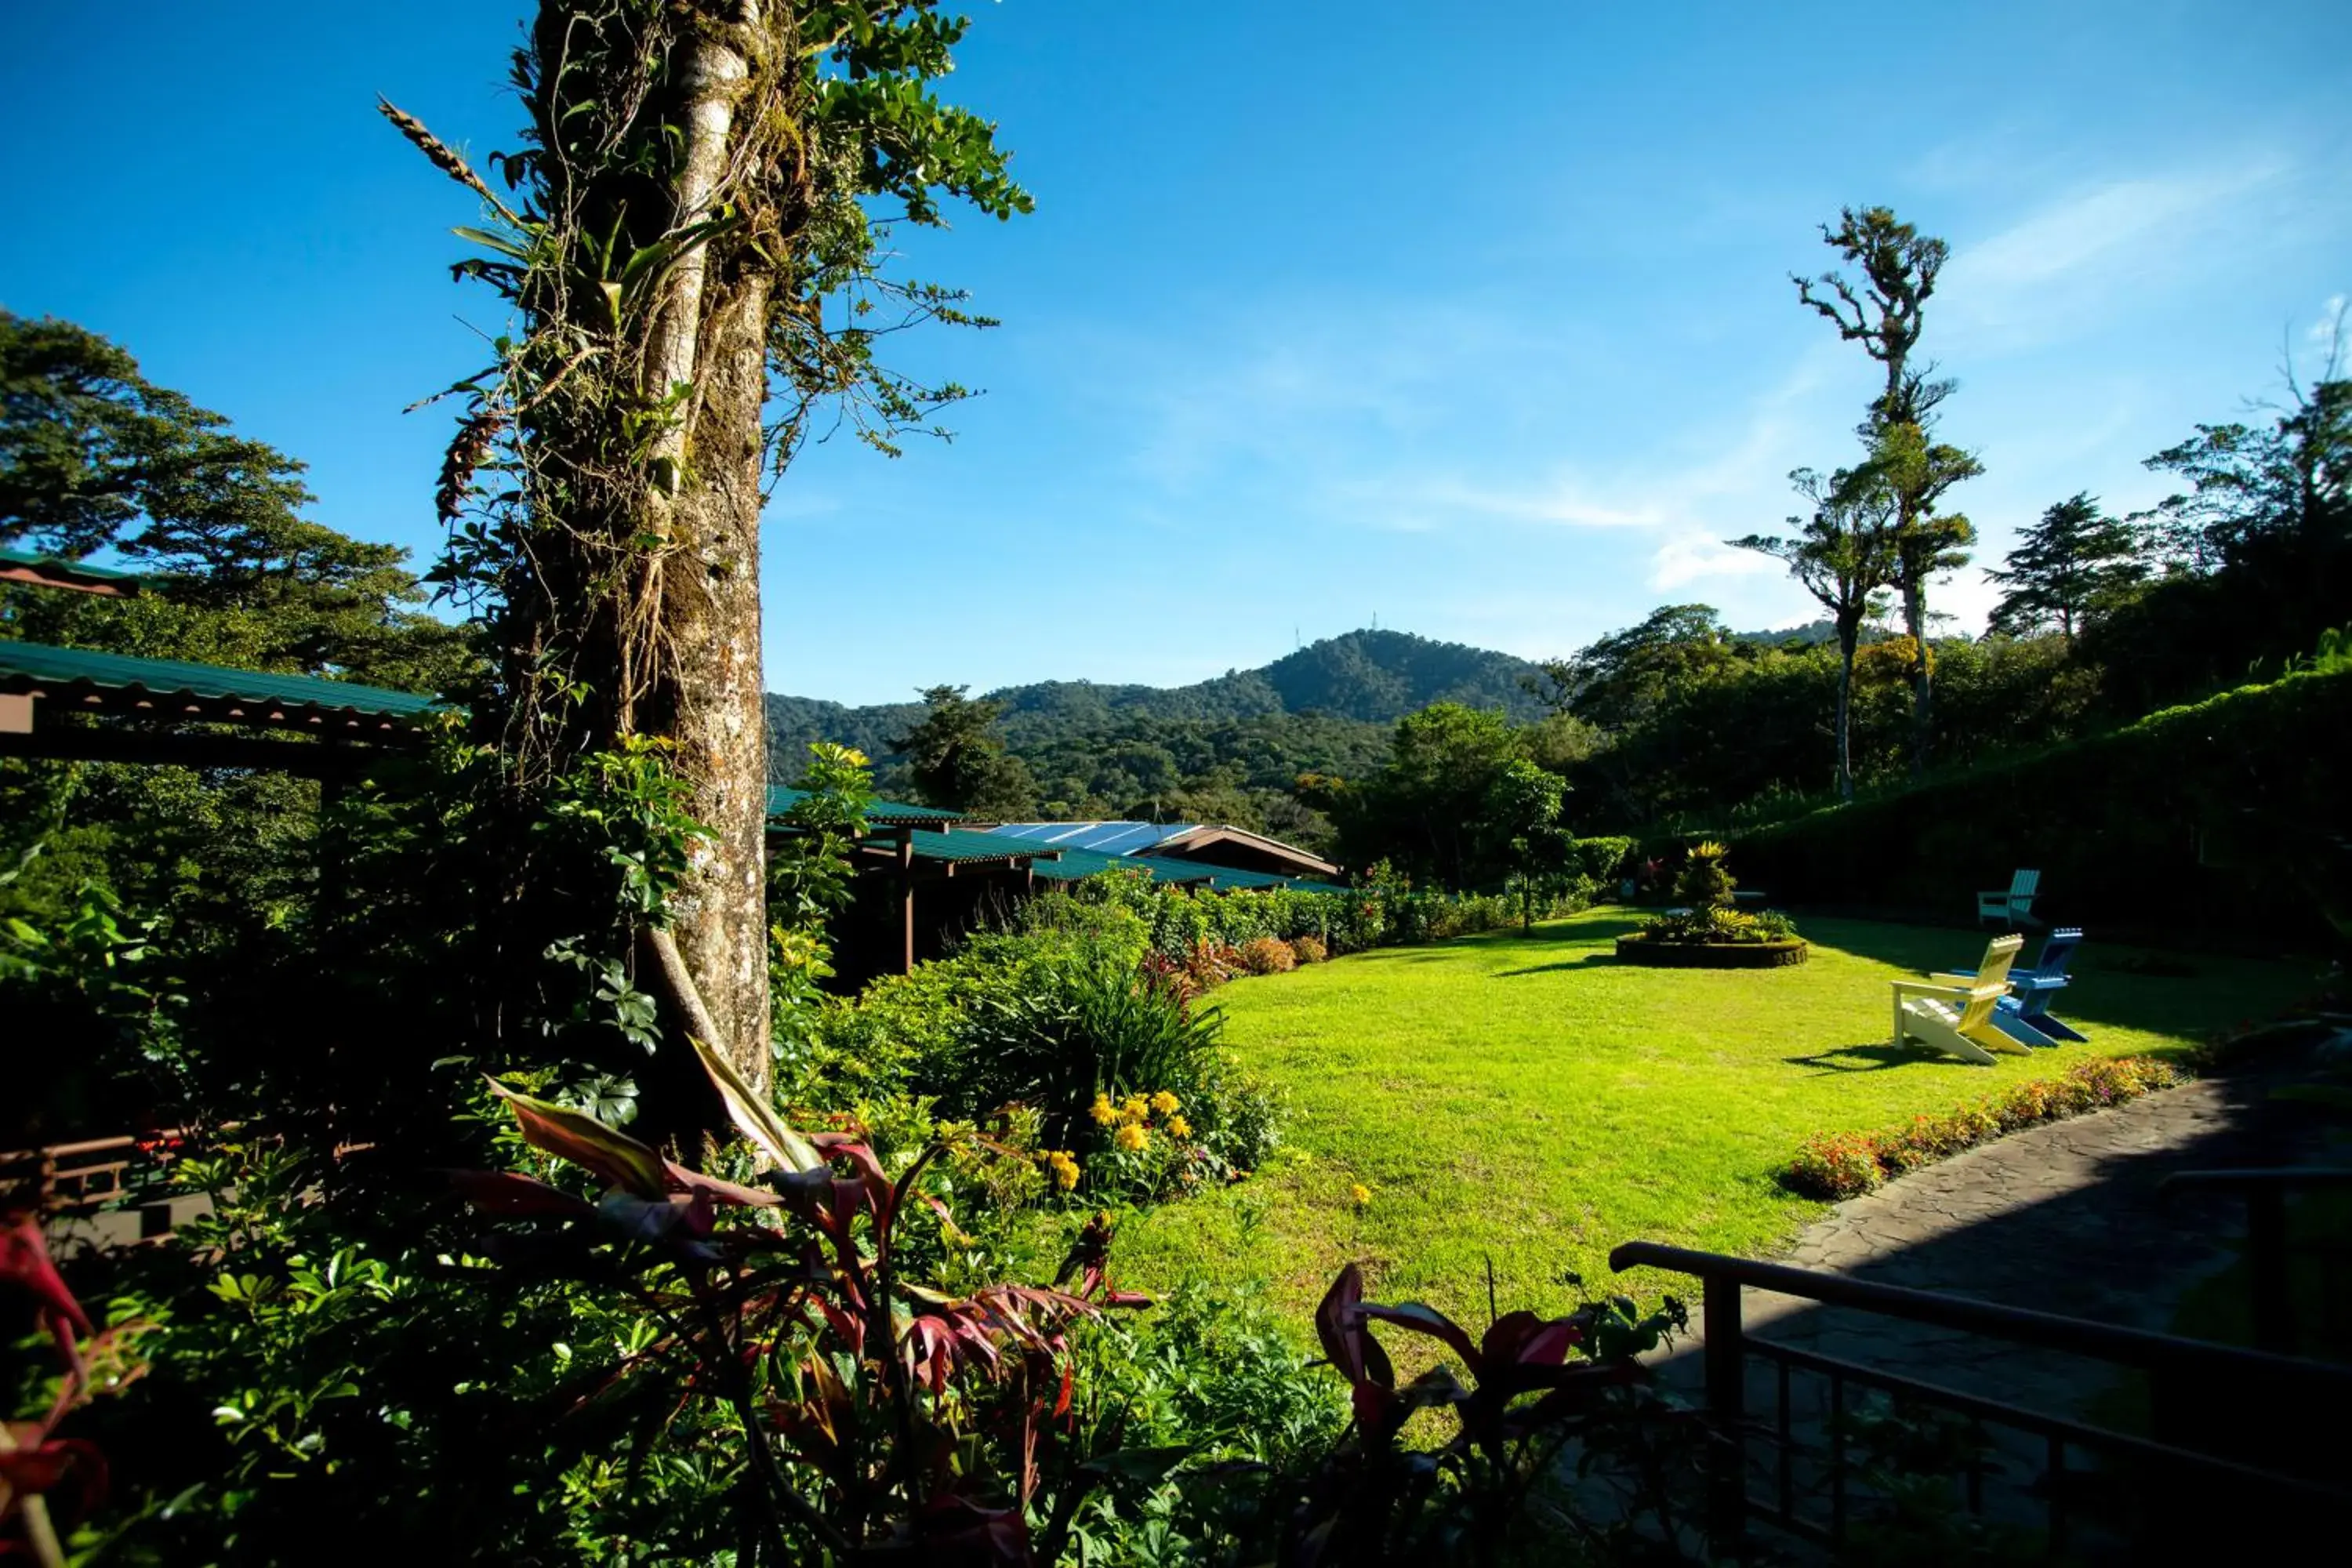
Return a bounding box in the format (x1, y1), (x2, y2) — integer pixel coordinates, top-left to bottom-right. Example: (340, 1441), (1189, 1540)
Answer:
(766, 629), (1548, 777)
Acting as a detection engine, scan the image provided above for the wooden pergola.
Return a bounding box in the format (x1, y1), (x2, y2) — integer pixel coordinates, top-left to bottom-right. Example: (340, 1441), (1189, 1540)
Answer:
(0, 639), (437, 782)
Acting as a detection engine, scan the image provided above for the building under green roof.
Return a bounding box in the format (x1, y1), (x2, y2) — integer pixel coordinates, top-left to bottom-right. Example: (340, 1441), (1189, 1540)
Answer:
(0, 547), (151, 597)
(0, 638), (443, 779)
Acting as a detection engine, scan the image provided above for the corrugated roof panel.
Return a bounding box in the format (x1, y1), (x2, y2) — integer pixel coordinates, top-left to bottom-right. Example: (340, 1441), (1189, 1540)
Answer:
(0, 638), (439, 720)
(766, 785), (958, 826)
(902, 827), (1045, 863)
(984, 821), (1198, 855)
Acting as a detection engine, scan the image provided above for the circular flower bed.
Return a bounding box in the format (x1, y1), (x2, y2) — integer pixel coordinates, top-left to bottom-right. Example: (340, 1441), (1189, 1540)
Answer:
(1614, 933), (1808, 968)
(1616, 843), (1807, 967)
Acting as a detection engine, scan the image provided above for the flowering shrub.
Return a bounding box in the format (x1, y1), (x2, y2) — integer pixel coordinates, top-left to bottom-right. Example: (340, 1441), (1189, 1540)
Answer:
(1786, 1056), (2183, 1199)
(1080, 1088), (1225, 1200)
(1288, 935), (1329, 965)
(1787, 1132), (1888, 1198)
(1237, 936), (1298, 976)
(1181, 939), (1247, 995)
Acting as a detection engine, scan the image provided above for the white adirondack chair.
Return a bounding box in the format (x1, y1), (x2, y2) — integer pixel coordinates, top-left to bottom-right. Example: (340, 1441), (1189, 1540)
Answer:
(1976, 869), (2041, 928)
(1893, 934), (2030, 1065)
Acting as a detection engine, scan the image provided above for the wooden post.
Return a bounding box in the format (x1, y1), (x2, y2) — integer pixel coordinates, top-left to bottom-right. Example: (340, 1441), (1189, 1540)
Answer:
(1703, 1274), (1748, 1552)
(896, 832), (916, 976)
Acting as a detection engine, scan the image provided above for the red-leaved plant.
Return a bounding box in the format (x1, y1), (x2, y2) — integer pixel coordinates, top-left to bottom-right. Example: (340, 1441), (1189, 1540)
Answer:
(448, 1050), (1168, 1565)
(4, 1213), (146, 1565)
(1287, 1263), (1696, 1566)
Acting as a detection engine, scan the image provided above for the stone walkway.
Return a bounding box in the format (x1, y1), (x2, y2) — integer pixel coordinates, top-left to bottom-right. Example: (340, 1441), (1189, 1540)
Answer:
(1741, 1069), (2290, 1414)
(1639, 1057), (2339, 1555)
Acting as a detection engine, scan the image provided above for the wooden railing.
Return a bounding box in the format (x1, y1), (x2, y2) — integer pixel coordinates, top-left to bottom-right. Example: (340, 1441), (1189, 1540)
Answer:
(0, 1131), (192, 1243)
(1611, 1240), (2352, 1556)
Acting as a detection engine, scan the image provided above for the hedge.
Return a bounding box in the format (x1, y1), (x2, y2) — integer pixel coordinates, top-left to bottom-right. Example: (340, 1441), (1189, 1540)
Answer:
(1729, 668), (2352, 939)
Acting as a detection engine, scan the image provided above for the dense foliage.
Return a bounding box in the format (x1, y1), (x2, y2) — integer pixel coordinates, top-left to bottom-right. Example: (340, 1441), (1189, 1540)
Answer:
(1730, 665), (2352, 940)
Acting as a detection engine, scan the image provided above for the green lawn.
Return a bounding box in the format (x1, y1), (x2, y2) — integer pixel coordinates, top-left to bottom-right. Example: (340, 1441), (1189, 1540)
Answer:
(1118, 908), (2314, 1326)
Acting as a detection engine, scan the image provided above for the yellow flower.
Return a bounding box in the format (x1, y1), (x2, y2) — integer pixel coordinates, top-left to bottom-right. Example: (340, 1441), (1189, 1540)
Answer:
(1114, 1123), (1149, 1153)
(1120, 1095), (1149, 1123)
(1088, 1094), (1117, 1127)
(840, 748), (869, 767)
(1349, 1184), (1372, 1207)
(1150, 1091), (1181, 1115)
(1045, 1151), (1081, 1190)
(1165, 1115), (1192, 1138)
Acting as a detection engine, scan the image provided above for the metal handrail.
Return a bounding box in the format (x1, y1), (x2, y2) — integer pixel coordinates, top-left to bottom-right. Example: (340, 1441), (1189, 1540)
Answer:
(1612, 1237), (2352, 1554)
(1609, 1239), (2352, 1393)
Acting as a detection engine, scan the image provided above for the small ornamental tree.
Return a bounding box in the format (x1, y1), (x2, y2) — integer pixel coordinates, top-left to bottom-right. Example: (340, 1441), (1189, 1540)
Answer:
(1485, 758), (1573, 932)
(1672, 841), (1737, 912)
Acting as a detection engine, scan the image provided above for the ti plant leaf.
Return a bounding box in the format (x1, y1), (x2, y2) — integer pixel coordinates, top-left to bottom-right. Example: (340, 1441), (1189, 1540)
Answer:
(689, 1033), (824, 1173)
(487, 1077), (667, 1197)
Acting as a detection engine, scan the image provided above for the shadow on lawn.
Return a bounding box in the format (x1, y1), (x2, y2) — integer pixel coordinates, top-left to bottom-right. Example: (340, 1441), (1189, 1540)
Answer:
(1798, 916), (2311, 1044)
(1783, 1040), (1920, 1075)
(1492, 953), (1622, 978)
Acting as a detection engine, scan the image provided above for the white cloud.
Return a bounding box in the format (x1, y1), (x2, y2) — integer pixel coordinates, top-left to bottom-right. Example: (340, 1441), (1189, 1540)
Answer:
(1649, 532), (1784, 591)
(1940, 159), (2292, 350)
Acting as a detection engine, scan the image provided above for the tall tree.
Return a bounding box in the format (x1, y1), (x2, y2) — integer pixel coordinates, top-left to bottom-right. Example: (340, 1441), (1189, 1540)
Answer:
(1730, 464), (1897, 799)
(1794, 206), (1978, 773)
(1, 312), (469, 691)
(891, 684), (1036, 818)
(387, 4), (1027, 1090)
(1987, 492), (2148, 641)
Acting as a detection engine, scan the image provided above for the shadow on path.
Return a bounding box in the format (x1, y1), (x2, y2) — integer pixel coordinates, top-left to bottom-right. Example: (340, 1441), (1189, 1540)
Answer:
(1632, 1047), (2346, 1554)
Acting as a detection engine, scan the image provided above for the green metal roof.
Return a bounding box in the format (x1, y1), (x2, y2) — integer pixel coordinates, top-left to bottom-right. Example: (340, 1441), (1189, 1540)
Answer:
(0, 638), (441, 720)
(901, 827), (1045, 863)
(765, 785), (960, 827)
(1031, 845), (1207, 885)
(1029, 844), (1344, 895)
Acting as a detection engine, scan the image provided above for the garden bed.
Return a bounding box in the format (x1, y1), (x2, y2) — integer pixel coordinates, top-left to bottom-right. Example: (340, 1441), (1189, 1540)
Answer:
(1613, 935), (1808, 968)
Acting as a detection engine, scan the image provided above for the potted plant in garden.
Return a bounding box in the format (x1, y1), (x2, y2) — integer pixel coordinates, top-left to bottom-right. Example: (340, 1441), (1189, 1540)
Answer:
(1614, 842), (1808, 967)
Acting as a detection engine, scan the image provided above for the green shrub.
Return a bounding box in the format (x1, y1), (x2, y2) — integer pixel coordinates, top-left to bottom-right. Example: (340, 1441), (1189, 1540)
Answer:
(1634, 904), (1801, 946)
(1788, 1131), (1885, 1200)
(1569, 835), (1638, 885)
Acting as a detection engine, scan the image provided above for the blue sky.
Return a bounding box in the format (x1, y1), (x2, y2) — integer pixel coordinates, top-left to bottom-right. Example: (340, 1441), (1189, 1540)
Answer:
(4, 2), (2347, 703)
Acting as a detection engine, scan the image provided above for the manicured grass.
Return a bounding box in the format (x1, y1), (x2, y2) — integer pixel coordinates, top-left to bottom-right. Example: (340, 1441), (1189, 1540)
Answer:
(1118, 909), (2314, 1326)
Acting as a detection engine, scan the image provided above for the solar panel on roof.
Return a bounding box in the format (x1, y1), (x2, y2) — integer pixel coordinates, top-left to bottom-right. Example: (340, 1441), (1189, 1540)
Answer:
(982, 821), (1200, 855)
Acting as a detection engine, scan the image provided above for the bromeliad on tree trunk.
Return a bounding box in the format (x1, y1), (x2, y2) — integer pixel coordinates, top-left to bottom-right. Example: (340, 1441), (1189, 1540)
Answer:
(381, 2), (1030, 1094)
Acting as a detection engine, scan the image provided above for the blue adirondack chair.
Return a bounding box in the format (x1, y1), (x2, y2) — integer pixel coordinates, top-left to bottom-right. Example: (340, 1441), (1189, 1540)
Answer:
(1938, 927), (2087, 1045)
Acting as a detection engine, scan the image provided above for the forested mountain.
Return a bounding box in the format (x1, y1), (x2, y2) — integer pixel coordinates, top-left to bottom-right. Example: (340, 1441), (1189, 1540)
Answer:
(768, 630), (1544, 777)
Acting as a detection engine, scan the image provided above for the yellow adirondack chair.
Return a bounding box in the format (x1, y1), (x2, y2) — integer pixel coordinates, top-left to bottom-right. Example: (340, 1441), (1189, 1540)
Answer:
(1891, 934), (2030, 1065)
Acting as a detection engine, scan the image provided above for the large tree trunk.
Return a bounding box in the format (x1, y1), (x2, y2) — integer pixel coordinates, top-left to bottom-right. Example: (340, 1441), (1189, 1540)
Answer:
(653, 273), (774, 1089)
(637, 20), (773, 1090)
(497, 2), (785, 1095)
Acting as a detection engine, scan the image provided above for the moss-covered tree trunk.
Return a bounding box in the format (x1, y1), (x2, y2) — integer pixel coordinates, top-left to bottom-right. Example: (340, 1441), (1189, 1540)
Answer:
(497, 5), (799, 1091)
(393, 2), (1028, 1099)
